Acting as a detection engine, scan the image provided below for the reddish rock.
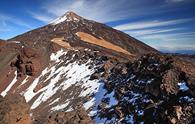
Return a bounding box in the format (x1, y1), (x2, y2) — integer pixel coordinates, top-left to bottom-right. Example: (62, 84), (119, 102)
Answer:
(161, 69), (180, 95)
(0, 94), (31, 124)
(22, 47), (37, 58)
(33, 83), (42, 93)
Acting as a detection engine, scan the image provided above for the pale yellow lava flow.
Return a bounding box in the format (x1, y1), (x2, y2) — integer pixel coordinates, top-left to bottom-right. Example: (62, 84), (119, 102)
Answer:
(51, 37), (71, 48)
(76, 32), (134, 56)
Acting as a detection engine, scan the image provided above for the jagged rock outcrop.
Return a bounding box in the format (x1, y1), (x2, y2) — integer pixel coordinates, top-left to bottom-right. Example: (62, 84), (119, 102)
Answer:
(90, 53), (195, 123)
(11, 54), (34, 78)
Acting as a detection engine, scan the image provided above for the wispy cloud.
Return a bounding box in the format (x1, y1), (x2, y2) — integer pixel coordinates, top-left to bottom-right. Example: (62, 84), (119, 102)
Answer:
(139, 33), (195, 41)
(155, 44), (195, 52)
(113, 16), (195, 51)
(125, 28), (184, 36)
(33, 0), (185, 23)
(136, 31), (195, 51)
(0, 13), (33, 29)
(0, 13), (35, 39)
(40, 0), (134, 22)
(0, 14), (11, 27)
(1, 0), (194, 51)
(166, 0), (185, 3)
(29, 12), (54, 23)
(130, 30), (195, 49)
(114, 18), (193, 31)
(0, 28), (11, 33)
(39, 0), (135, 22)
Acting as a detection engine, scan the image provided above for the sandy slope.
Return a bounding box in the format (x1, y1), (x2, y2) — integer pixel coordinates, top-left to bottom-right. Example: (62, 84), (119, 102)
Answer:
(76, 32), (135, 56)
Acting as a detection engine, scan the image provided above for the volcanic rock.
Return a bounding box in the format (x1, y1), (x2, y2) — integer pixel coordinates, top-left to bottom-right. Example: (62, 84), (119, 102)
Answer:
(34, 107), (94, 124)
(0, 94), (31, 124)
(0, 11), (194, 124)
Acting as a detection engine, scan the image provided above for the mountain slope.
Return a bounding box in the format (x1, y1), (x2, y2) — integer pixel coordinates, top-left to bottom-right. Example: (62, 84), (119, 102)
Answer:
(9, 11), (157, 57)
(0, 11), (194, 124)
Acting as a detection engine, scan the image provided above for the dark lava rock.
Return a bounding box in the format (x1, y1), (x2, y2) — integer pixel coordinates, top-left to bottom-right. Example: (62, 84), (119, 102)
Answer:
(35, 107), (94, 124)
(94, 53), (195, 124)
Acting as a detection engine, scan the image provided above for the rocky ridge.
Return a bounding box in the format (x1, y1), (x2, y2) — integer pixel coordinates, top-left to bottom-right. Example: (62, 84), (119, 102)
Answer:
(0, 94), (31, 124)
(0, 11), (194, 124)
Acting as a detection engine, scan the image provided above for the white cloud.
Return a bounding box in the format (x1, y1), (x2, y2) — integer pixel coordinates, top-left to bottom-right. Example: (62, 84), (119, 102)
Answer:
(113, 17), (195, 51)
(0, 13), (36, 39)
(5, 0), (194, 52)
(0, 28), (10, 33)
(40, 0), (129, 22)
(0, 14), (11, 27)
(34, 0), (174, 23)
(28, 0), (193, 24)
(166, 0), (185, 3)
(125, 28), (184, 36)
(0, 13), (33, 29)
(114, 18), (193, 31)
(29, 12), (54, 23)
(139, 34), (195, 43)
(154, 45), (195, 51)
(131, 31), (195, 51)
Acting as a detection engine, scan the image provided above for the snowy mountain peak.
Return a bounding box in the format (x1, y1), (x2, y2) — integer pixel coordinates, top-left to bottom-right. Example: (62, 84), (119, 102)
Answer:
(51, 11), (81, 25)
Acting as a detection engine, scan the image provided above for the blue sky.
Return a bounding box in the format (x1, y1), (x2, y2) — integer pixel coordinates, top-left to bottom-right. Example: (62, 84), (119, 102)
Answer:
(0, 0), (195, 52)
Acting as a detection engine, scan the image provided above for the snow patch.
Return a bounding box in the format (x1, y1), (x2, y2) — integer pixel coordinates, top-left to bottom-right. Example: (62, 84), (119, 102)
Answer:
(83, 83), (118, 123)
(51, 101), (70, 111)
(20, 76), (29, 86)
(51, 14), (80, 25)
(11, 41), (21, 44)
(51, 15), (67, 25)
(125, 115), (134, 124)
(50, 49), (67, 62)
(178, 82), (189, 92)
(1, 71), (17, 97)
(23, 49), (101, 110)
(30, 67), (65, 109)
(49, 98), (60, 105)
(105, 91), (118, 107)
(180, 96), (195, 102)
